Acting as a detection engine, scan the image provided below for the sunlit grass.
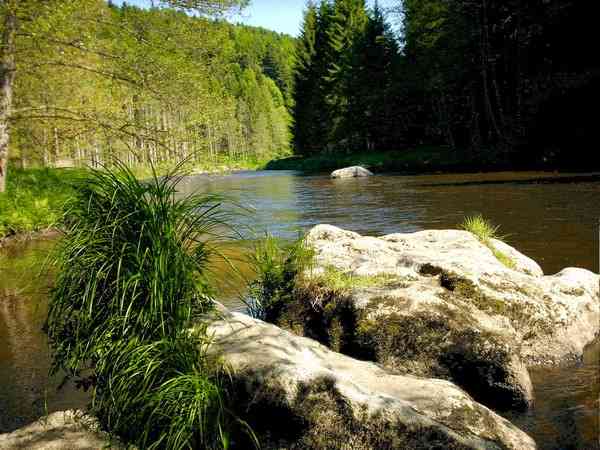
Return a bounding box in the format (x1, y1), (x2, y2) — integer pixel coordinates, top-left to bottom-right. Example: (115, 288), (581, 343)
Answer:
(316, 266), (400, 291)
(0, 168), (84, 239)
(461, 214), (503, 244)
(461, 215), (516, 270)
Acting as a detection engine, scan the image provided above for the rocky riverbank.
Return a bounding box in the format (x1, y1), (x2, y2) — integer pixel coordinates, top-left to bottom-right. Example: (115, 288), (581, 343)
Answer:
(262, 225), (599, 414)
(2, 224), (597, 448)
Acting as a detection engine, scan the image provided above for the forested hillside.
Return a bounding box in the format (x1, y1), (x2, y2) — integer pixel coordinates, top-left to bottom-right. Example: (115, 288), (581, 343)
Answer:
(4, 0), (295, 182)
(293, 0), (600, 169)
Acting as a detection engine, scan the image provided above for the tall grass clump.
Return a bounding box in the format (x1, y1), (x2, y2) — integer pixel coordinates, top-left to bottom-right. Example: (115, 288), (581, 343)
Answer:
(247, 235), (314, 321)
(461, 214), (516, 269)
(46, 161), (247, 449)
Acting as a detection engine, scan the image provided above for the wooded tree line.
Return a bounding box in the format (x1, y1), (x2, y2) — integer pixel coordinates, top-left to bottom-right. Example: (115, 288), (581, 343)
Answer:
(293, 0), (600, 169)
(0, 0), (295, 191)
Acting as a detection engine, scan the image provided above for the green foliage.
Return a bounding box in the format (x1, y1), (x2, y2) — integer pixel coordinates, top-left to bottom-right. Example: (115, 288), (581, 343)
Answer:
(292, 0), (399, 155)
(12, 1), (294, 171)
(247, 235), (314, 321)
(460, 215), (516, 270)
(460, 215), (502, 244)
(290, 0), (600, 169)
(46, 162), (246, 449)
(156, 0), (248, 14)
(0, 168), (82, 239)
(92, 333), (237, 450)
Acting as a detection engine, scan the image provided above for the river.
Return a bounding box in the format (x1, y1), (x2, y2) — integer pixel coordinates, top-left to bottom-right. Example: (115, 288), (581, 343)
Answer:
(1, 170), (598, 448)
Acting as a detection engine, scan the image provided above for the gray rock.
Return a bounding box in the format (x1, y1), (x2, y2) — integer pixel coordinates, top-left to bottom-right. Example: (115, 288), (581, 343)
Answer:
(204, 310), (536, 450)
(279, 225), (599, 411)
(0, 410), (122, 449)
(331, 166), (373, 178)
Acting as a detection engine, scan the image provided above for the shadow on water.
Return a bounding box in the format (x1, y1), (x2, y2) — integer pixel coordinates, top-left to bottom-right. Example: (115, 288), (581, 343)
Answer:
(1, 170), (599, 448)
(505, 339), (600, 450)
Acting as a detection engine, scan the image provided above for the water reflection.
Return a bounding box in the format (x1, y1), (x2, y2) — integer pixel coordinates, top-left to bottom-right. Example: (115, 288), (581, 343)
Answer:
(506, 339), (600, 450)
(181, 170), (600, 274)
(0, 239), (88, 432)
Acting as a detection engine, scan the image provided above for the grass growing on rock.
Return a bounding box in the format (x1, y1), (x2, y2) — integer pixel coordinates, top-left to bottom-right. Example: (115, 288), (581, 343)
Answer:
(460, 215), (516, 270)
(46, 162), (251, 449)
(318, 267), (409, 291)
(247, 235), (315, 321)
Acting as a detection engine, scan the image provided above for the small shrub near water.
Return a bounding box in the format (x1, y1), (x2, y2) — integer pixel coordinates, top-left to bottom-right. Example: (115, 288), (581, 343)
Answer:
(247, 235), (314, 321)
(46, 162), (250, 449)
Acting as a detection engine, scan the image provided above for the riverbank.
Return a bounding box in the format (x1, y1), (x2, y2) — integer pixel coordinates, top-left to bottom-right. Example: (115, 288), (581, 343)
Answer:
(0, 158), (271, 243)
(263, 147), (598, 174)
(0, 168), (82, 241)
(2, 224), (598, 449)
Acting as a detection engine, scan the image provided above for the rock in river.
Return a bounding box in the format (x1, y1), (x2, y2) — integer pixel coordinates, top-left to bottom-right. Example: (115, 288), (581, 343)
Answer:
(203, 309), (536, 450)
(0, 410), (122, 449)
(266, 224), (599, 412)
(331, 166), (373, 178)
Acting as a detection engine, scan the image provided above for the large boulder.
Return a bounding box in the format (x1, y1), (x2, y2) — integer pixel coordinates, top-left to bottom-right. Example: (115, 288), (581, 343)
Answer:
(0, 410), (121, 449)
(204, 310), (536, 450)
(268, 225), (599, 412)
(331, 166), (373, 178)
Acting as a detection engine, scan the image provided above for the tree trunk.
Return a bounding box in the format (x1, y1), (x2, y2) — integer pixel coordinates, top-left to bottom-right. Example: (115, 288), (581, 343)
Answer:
(0, 2), (17, 193)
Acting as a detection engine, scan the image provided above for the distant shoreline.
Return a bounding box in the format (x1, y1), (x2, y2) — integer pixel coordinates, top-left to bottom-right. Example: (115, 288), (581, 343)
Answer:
(263, 147), (600, 175)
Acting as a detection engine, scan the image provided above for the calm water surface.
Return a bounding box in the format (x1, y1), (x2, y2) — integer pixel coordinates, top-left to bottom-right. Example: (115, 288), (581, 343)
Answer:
(1, 170), (599, 448)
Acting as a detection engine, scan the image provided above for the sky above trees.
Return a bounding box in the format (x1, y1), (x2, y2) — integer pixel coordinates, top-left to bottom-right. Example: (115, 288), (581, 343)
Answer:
(113, 0), (397, 36)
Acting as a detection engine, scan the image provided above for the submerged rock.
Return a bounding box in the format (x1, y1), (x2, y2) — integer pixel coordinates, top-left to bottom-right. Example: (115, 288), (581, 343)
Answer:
(331, 166), (373, 178)
(0, 410), (121, 449)
(268, 225), (599, 412)
(204, 310), (536, 450)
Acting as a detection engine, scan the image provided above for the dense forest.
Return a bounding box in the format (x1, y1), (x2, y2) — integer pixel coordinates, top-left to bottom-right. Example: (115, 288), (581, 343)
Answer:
(293, 0), (600, 169)
(0, 0), (295, 191)
(2, 0), (599, 194)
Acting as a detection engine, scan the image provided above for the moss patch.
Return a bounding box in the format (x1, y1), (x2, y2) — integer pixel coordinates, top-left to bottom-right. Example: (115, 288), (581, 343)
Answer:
(268, 277), (530, 411)
(560, 287), (586, 297)
(232, 374), (487, 450)
(439, 271), (557, 339)
(356, 308), (529, 411)
(317, 266), (411, 290)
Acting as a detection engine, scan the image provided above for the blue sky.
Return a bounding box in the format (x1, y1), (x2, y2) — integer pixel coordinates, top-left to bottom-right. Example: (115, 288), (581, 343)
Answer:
(113, 0), (399, 37)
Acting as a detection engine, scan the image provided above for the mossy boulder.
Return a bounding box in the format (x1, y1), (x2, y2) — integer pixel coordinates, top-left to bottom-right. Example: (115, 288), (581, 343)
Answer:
(203, 309), (536, 450)
(270, 225), (599, 412)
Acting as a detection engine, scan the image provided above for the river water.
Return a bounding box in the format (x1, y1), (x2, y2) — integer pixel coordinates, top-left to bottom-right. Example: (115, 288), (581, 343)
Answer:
(1, 170), (598, 448)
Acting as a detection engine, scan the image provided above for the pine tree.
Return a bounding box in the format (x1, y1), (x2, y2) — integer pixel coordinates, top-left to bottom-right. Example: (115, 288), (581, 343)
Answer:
(351, 1), (399, 151)
(324, 0), (368, 150)
(292, 1), (319, 155)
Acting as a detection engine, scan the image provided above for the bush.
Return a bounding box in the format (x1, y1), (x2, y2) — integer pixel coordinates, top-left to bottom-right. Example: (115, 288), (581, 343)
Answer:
(46, 162), (248, 449)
